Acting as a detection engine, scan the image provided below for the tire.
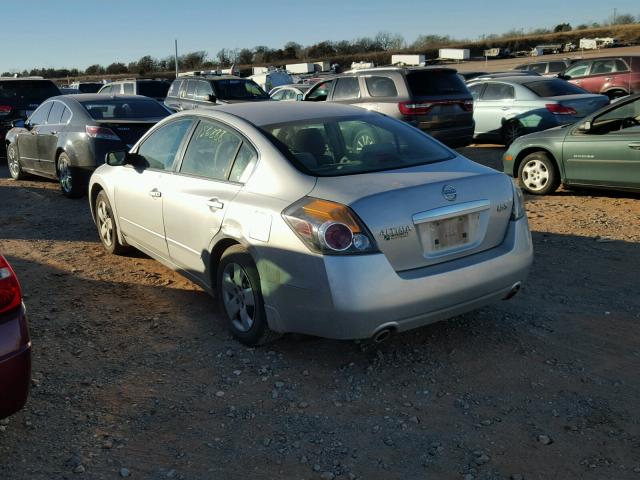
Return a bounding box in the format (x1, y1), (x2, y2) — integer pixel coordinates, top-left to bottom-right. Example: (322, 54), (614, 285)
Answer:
(7, 143), (26, 180)
(518, 151), (560, 195)
(95, 190), (128, 255)
(502, 120), (524, 146)
(352, 128), (379, 153)
(606, 90), (627, 101)
(216, 245), (280, 346)
(57, 153), (84, 198)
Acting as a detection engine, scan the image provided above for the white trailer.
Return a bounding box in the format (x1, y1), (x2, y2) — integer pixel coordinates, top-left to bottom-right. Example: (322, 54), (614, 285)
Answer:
(438, 48), (470, 61)
(252, 66), (269, 75)
(579, 38), (598, 50)
(391, 54), (425, 66)
(313, 61), (330, 72)
(286, 63), (315, 74)
(350, 61), (375, 70)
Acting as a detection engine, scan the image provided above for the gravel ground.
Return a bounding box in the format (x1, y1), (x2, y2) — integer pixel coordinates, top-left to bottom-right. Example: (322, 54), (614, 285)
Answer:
(0, 147), (639, 480)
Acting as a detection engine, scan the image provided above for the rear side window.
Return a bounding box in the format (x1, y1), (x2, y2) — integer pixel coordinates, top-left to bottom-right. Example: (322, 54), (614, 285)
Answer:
(229, 143), (258, 183)
(529, 63), (547, 74)
(80, 99), (170, 119)
(591, 60), (617, 75)
(180, 120), (241, 180)
(194, 81), (213, 101)
(524, 79), (586, 97)
(365, 76), (398, 97)
(481, 83), (514, 100)
(406, 70), (467, 96)
(185, 80), (196, 99)
(60, 106), (71, 123)
(548, 62), (568, 73)
(0, 80), (60, 102)
(137, 81), (170, 98)
(167, 80), (182, 97)
(615, 59), (629, 72)
(47, 101), (65, 123)
(123, 83), (134, 94)
(332, 77), (361, 100)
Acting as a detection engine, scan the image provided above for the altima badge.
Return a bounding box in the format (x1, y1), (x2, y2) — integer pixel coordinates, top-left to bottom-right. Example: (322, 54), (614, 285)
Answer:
(442, 185), (457, 201)
(379, 226), (412, 241)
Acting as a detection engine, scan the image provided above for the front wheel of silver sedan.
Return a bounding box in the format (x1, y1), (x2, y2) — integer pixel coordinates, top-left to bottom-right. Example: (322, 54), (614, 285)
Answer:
(518, 152), (560, 195)
(7, 143), (26, 180)
(217, 245), (280, 346)
(95, 190), (128, 255)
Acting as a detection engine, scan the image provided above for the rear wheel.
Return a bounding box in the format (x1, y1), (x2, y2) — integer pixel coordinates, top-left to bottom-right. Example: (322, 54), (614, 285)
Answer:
(352, 128), (379, 153)
(95, 190), (128, 255)
(7, 143), (26, 180)
(518, 151), (560, 195)
(217, 245), (280, 346)
(502, 120), (524, 146)
(57, 153), (84, 198)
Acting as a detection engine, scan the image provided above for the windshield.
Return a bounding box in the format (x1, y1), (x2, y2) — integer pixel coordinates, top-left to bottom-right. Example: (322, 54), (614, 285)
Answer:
(213, 79), (269, 100)
(137, 81), (170, 98)
(80, 99), (169, 120)
(0, 80), (60, 103)
(406, 70), (468, 96)
(524, 79), (586, 97)
(262, 114), (454, 177)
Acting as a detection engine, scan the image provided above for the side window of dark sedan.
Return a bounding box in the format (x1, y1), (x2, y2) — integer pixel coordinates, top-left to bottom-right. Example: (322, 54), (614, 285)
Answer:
(28, 103), (53, 126)
(179, 120), (242, 181)
(137, 118), (193, 171)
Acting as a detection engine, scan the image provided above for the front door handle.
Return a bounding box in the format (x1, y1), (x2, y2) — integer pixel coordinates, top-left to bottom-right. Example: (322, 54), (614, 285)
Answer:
(628, 142), (640, 150)
(206, 198), (224, 210)
(149, 188), (162, 198)
(501, 106), (509, 111)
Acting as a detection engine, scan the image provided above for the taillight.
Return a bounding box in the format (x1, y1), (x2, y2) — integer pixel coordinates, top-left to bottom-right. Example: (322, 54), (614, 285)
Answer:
(462, 100), (474, 112)
(545, 103), (577, 115)
(399, 101), (433, 116)
(282, 197), (378, 255)
(86, 125), (120, 141)
(0, 105), (12, 116)
(0, 256), (22, 316)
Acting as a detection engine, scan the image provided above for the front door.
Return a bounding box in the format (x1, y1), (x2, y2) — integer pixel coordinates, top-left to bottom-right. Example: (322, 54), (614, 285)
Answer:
(563, 97), (640, 188)
(16, 102), (52, 171)
(163, 119), (257, 281)
(37, 100), (67, 175)
(114, 117), (194, 259)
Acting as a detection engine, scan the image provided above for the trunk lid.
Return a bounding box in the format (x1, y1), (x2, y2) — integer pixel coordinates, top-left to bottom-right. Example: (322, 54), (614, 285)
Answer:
(95, 119), (158, 146)
(547, 94), (609, 117)
(310, 156), (515, 272)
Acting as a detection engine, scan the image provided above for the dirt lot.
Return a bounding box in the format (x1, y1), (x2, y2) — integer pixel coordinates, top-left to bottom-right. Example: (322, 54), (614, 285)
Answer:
(0, 148), (639, 480)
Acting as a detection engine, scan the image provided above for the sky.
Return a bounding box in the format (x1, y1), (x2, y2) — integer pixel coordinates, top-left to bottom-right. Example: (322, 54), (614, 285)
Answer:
(1, 0), (638, 72)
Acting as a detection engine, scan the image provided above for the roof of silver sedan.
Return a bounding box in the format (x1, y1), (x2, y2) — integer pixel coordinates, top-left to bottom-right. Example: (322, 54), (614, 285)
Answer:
(211, 101), (373, 126)
(469, 76), (557, 85)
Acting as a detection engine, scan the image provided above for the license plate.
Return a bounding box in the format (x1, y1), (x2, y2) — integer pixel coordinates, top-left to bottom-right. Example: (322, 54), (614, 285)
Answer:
(428, 214), (470, 251)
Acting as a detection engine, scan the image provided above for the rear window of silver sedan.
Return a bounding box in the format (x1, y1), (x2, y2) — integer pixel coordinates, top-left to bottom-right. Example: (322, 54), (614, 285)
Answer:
(262, 114), (454, 176)
(524, 79), (587, 97)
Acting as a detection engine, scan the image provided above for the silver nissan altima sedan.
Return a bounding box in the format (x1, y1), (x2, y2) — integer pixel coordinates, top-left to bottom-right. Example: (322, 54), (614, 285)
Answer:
(88, 102), (533, 345)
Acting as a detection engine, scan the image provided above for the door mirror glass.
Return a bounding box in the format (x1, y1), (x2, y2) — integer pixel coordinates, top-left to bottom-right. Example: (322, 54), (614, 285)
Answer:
(11, 119), (25, 128)
(579, 121), (591, 132)
(105, 151), (128, 166)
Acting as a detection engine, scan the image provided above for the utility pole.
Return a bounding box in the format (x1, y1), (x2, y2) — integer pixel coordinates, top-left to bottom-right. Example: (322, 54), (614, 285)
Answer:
(613, 8), (617, 24)
(174, 39), (179, 78)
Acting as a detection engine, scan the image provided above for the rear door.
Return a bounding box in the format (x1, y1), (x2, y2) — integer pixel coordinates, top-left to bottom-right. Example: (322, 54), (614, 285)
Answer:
(163, 120), (257, 279)
(114, 118), (194, 259)
(17, 102), (52, 171)
(579, 59), (618, 94)
(563, 97), (640, 188)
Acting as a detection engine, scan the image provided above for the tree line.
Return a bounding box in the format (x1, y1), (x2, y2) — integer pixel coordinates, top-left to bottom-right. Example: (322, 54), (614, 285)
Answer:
(2, 13), (638, 79)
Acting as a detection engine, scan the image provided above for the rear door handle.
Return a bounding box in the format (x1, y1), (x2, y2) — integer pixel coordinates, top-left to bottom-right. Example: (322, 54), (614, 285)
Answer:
(206, 198), (224, 210)
(149, 188), (162, 198)
(628, 142), (640, 150)
(501, 106), (509, 111)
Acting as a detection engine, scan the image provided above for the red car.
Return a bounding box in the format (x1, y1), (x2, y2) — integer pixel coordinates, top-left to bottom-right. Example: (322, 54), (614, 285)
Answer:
(0, 255), (31, 419)
(560, 56), (640, 100)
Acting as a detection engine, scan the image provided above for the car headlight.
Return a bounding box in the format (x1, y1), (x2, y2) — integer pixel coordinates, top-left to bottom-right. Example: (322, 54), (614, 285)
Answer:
(511, 180), (526, 220)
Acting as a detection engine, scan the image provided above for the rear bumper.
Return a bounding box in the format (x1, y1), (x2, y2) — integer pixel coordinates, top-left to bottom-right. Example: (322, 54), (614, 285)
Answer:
(265, 217), (533, 339)
(421, 124), (475, 148)
(0, 306), (31, 419)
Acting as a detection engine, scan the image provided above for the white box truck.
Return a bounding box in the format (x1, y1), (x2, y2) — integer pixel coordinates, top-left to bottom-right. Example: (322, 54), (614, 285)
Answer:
(579, 38), (598, 50)
(313, 61), (330, 72)
(438, 48), (470, 60)
(286, 63), (315, 74)
(391, 54), (425, 66)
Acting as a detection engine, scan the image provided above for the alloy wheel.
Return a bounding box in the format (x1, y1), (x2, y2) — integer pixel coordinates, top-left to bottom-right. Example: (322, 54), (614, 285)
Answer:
(96, 200), (114, 247)
(221, 263), (256, 333)
(354, 132), (375, 152)
(59, 158), (73, 193)
(521, 159), (549, 192)
(503, 122), (522, 145)
(7, 145), (20, 178)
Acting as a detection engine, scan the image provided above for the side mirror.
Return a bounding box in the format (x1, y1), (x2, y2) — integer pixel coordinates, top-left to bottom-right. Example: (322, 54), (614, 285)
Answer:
(11, 119), (25, 128)
(207, 94), (217, 103)
(105, 151), (127, 166)
(579, 120), (591, 132)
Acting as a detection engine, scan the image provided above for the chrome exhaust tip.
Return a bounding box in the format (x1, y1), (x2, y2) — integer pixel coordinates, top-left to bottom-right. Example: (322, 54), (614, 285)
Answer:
(372, 328), (393, 344)
(503, 282), (522, 300)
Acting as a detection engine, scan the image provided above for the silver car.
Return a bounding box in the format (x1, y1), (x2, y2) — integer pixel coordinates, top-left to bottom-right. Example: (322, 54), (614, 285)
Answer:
(88, 102), (533, 345)
(467, 76), (609, 145)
